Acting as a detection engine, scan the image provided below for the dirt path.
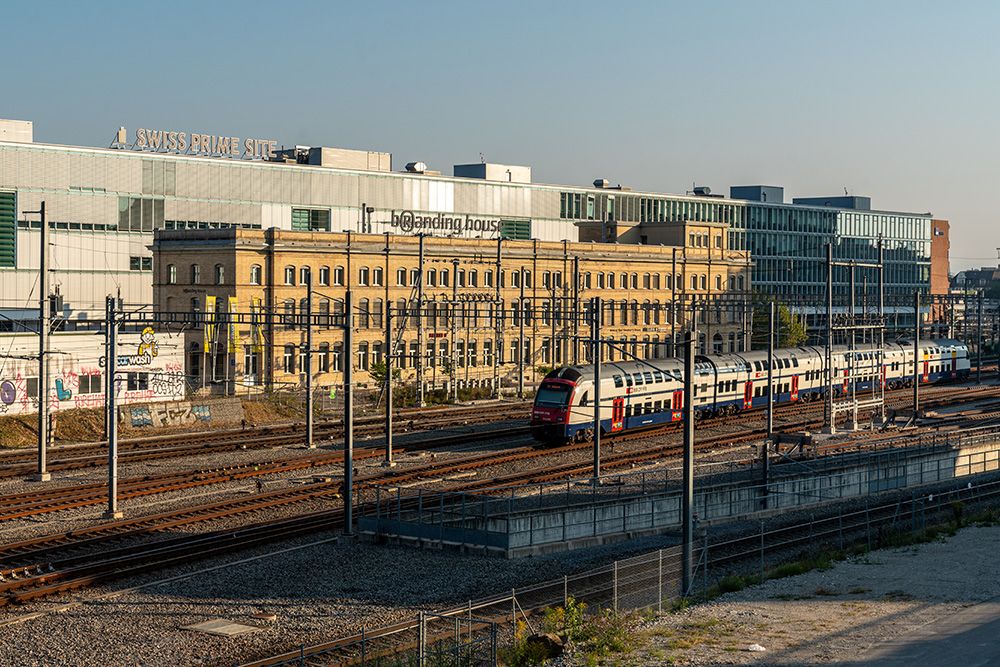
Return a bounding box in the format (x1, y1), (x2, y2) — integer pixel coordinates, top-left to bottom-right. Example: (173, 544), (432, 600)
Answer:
(630, 523), (1000, 665)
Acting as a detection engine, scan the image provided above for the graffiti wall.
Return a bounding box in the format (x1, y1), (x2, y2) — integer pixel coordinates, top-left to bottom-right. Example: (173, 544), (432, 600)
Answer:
(0, 329), (185, 416)
(123, 398), (245, 429)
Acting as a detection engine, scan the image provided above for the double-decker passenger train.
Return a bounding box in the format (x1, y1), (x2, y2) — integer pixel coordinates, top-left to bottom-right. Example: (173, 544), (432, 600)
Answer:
(530, 339), (970, 444)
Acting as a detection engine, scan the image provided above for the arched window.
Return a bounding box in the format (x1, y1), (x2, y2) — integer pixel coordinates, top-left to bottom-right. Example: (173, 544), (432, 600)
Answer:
(283, 299), (295, 329)
(523, 270), (532, 288)
(643, 300), (652, 325)
(358, 267), (370, 286)
(333, 266), (345, 286)
(642, 273), (651, 289)
(737, 275), (745, 290)
(691, 274), (698, 290)
(319, 299), (330, 328)
(358, 298), (370, 328)
(250, 264), (262, 285)
(458, 268), (467, 287)
(371, 299), (383, 328)
(167, 264), (177, 284)
(319, 266), (330, 286)
(299, 266), (310, 285)
(699, 274), (707, 291)
(607, 273), (615, 289)
(283, 344), (296, 374)
(372, 267), (383, 286)
(440, 269), (449, 287)
(715, 275), (722, 291)
(357, 342), (369, 371)
(284, 266), (295, 285)
(469, 269), (478, 287)
(630, 273), (638, 289)
(427, 269), (437, 287)
(630, 300), (639, 325)
(396, 268), (407, 286)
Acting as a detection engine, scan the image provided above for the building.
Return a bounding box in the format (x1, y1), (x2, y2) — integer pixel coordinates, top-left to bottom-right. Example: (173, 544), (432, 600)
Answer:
(1, 118), (942, 335)
(153, 230), (751, 392)
(0, 329), (185, 416)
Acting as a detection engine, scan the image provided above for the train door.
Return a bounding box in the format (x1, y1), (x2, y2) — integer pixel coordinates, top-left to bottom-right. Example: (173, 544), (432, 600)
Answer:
(881, 365), (886, 389)
(951, 356), (957, 377)
(743, 381), (753, 409)
(671, 390), (683, 420)
(842, 368), (849, 392)
(611, 398), (625, 432)
(922, 361), (929, 382)
(791, 376), (799, 401)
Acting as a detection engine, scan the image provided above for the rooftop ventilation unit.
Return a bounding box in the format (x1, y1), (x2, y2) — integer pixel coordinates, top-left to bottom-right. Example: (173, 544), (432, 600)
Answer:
(405, 161), (428, 173)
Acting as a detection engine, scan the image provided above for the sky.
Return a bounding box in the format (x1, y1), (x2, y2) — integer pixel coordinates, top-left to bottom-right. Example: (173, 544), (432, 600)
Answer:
(5, 0), (997, 273)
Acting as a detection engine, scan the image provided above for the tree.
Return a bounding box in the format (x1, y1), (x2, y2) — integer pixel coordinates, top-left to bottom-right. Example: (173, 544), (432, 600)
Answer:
(751, 302), (808, 350)
(368, 360), (400, 388)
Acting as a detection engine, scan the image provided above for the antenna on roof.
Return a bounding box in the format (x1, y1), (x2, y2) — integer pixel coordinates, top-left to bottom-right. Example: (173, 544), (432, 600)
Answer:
(479, 153), (485, 163)
(844, 187), (849, 196)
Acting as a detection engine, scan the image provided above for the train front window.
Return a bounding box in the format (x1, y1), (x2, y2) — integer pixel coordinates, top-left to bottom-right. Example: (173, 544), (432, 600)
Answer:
(536, 382), (573, 407)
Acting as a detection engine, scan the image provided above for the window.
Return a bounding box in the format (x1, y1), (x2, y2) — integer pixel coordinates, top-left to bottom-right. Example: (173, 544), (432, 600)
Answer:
(250, 264), (261, 285)
(191, 264), (201, 284)
(283, 299), (295, 329)
(359, 267), (370, 285)
(699, 274), (707, 290)
(372, 266), (383, 286)
(630, 273), (638, 289)
(300, 267), (310, 285)
(291, 208), (331, 231)
(167, 264), (177, 284)
(470, 269), (478, 287)
(130, 256), (153, 271)
(319, 266), (330, 286)
(427, 269), (437, 287)
(458, 268), (466, 287)
(79, 373), (102, 394)
(284, 266), (295, 285)
(319, 299), (330, 327)
(190, 297), (200, 316)
(283, 344), (296, 373)
(642, 273), (650, 289)
(512, 270), (521, 288)
(215, 264), (225, 285)
(397, 268), (407, 286)
(358, 298), (370, 328)
(318, 343), (330, 373)
(524, 270), (532, 288)
(715, 275), (722, 290)
(484, 270), (494, 287)
(691, 275), (698, 290)
(440, 269), (449, 287)
(542, 271), (551, 288)
(358, 342), (369, 371)
(333, 266), (345, 286)
(410, 268), (420, 286)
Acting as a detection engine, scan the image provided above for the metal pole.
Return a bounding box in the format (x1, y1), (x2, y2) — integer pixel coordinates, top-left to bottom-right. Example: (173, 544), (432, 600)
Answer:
(592, 297), (601, 479)
(978, 290), (983, 384)
(104, 296), (122, 518)
(850, 262), (857, 430)
(878, 237), (885, 421)
(825, 243), (834, 432)
(384, 306), (394, 465)
(305, 269), (314, 448)
(494, 238), (502, 397)
(452, 258), (459, 404)
(682, 331), (695, 596)
(518, 267), (525, 398)
(418, 235), (425, 406)
(763, 300), (773, 506)
(671, 247), (677, 356)
(35, 201), (50, 482)
(914, 291), (920, 417)
(344, 290), (355, 534)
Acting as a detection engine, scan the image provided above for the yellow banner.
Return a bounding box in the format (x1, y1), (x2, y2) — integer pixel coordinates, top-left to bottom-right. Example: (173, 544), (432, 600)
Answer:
(228, 296), (239, 354)
(251, 298), (264, 354)
(204, 296), (216, 354)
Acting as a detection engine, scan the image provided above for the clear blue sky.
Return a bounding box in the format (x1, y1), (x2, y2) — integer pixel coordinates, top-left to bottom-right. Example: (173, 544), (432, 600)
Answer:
(6, 0), (997, 272)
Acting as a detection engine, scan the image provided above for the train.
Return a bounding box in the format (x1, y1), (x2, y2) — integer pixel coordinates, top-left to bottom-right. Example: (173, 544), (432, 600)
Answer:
(530, 339), (970, 444)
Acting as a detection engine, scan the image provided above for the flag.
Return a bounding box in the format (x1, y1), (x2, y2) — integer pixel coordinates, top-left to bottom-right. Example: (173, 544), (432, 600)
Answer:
(251, 298), (264, 354)
(228, 297), (239, 354)
(204, 296), (216, 354)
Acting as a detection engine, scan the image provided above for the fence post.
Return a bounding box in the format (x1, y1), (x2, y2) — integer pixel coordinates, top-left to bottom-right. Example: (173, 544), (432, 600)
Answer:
(759, 521), (765, 583)
(512, 589), (516, 634)
(809, 514), (814, 563)
(419, 611), (426, 667)
(564, 575), (568, 609)
(703, 532), (709, 600)
(613, 560), (618, 611)
(362, 627), (366, 664)
(657, 549), (663, 613)
(866, 500), (871, 551)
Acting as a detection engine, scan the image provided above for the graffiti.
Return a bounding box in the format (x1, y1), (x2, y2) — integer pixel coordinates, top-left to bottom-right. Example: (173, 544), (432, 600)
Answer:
(123, 389), (155, 402)
(192, 405), (211, 422)
(55, 379), (73, 401)
(73, 393), (105, 409)
(0, 381), (14, 405)
(149, 372), (185, 396)
(129, 406), (153, 427)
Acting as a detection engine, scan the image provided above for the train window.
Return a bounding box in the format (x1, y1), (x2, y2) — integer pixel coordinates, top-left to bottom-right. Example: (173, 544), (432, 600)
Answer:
(654, 400), (662, 410)
(783, 359), (791, 368)
(633, 373), (644, 386)
(535, 382), (573, 407)
(580, 391), (589, 406)
(784, 383), (789, 393)
(643, 371), (653, 383)
(754, 361), (762, 372)
(755, 387), (761, 397)
(625, 406), (632, 419)
(717, 382), (724, 393)
(613, 375), (624, 388)
(792, 358), (799, 367)
(625, 375), (633, 387)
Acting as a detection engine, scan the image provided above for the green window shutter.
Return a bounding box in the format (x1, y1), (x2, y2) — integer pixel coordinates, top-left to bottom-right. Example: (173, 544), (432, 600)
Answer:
(0, 192), (15, 268)
(500, 219), (530, 240)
